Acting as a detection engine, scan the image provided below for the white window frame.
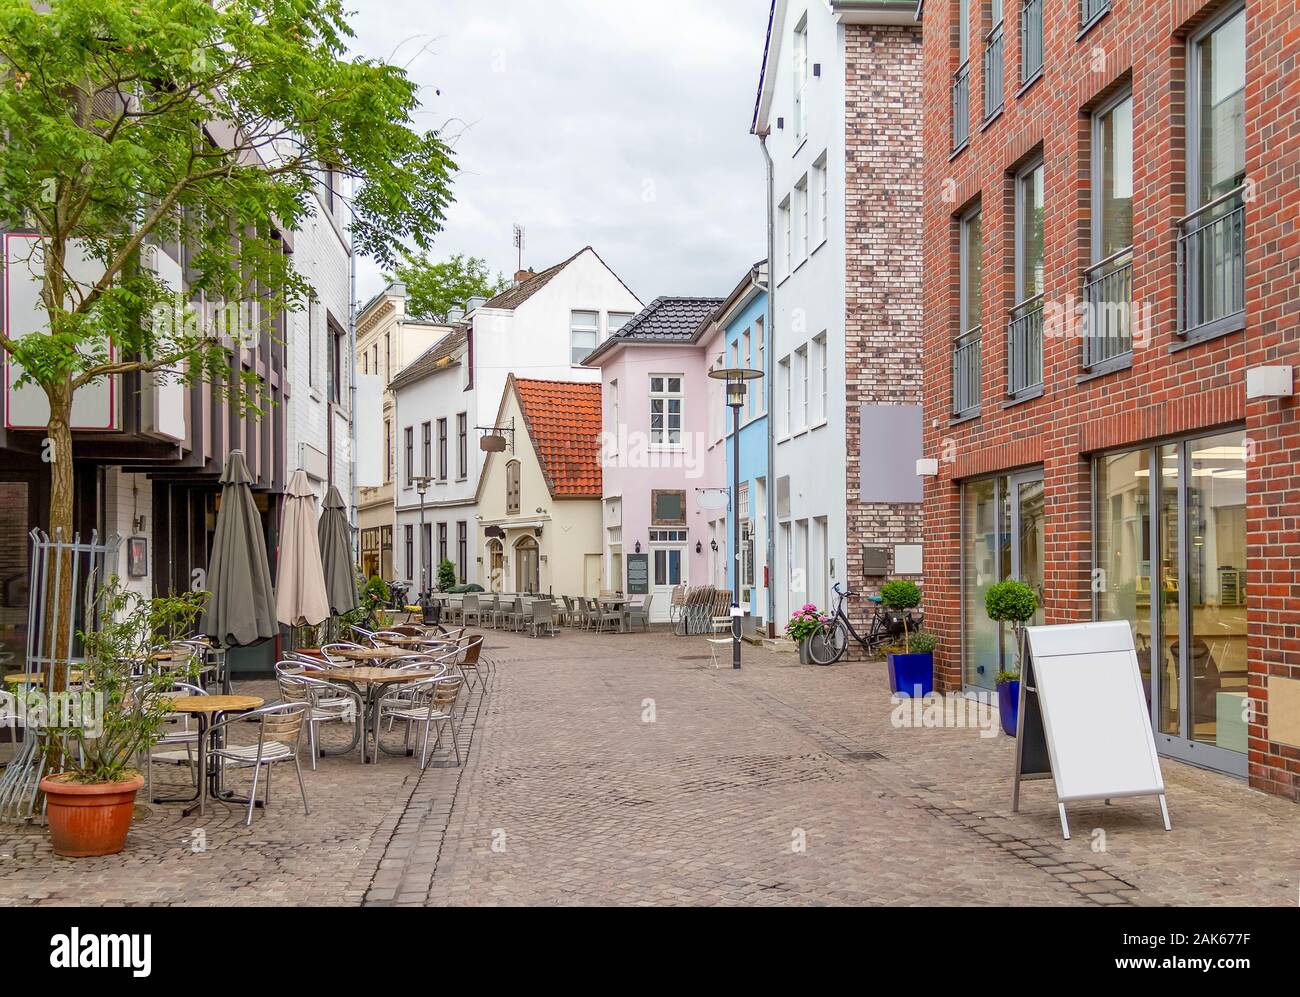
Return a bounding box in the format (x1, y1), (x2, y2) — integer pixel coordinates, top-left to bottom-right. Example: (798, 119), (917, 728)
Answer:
(570, 309), (599, 365)
(756, 318), (766, 415)
(814, 332), (828, 423)
(793, 14), (809, 141)
(649, 373), (684, 450)
(796, 174), (810, 261)
(742, 329), (753, 420)
(814, 153), (828, 246)
(607, 311), (634, 341)
(779, 196), (792, 277)
(796, 344), (809, 430)
(779, 355), (792, 436)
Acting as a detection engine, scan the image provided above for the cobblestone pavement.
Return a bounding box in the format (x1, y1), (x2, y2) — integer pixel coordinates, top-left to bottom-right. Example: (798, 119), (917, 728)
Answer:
(2, 630), (1297, 906)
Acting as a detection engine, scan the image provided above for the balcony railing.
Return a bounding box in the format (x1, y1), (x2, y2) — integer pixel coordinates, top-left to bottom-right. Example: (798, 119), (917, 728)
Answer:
(1177, 185), (1246, 338)
(983, 24), (1005, 121)
(951, 61), (970, 151)
(1021, 0), (1043, 84)
(1006, 295), (1044, 396)
(1081, 0), (1111, 27)
(952, 327), (982, 417)
(1083, 247), (1134, 368)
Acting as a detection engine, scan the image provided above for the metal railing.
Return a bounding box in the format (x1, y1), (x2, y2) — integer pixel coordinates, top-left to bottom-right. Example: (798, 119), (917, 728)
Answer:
(952, 327), (982, 416)
(1006, 295), (1044, 396)
(1083, 247), (1134, 367)
(1177, 185), (1245, 337)
(1021, 0), (1043, 83)
(951, 61), (970, 151)
(1081, 0), (1111, 26)
(983, 24), (1005, 121)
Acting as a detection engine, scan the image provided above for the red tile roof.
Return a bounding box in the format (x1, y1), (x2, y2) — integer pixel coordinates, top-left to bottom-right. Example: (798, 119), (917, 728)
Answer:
(512, 378), (603, 499)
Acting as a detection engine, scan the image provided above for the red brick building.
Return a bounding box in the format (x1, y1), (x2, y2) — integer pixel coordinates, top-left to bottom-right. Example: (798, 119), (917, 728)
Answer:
(918, 0), (1300, 799)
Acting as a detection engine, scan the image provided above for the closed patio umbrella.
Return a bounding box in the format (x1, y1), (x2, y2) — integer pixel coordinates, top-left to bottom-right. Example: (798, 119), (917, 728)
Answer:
(275, 469), (330, 628)
(202, 450), (277, 646)
(318, 484), (358, 616)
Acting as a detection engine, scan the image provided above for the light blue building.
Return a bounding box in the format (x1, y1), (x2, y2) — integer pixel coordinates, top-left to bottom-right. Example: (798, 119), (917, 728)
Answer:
(712, 262), (770, 630)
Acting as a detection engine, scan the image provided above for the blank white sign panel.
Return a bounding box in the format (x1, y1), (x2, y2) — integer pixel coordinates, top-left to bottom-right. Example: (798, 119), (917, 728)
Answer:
(1025, 621), (1164, 803)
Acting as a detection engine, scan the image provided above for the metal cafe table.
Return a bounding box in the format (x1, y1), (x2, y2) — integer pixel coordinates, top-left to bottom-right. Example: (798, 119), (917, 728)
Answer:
(165, 694), (265, 817)
(309, 666), (442, 763)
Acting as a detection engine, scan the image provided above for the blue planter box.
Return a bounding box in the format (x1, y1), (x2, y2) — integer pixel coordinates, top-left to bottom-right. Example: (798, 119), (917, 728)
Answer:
(887, 652), (933, 697)
(998, 679), (1020, 736)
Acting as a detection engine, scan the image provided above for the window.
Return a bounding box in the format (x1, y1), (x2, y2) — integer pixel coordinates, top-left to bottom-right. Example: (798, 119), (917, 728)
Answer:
(954, 206), (983, 416)
(456, 521), (467, 583)
(609, 378), (620, 438)
(653, 547), (683, 587)
(506, 460), (520, 515)
(779, 356), (791, 435)
(1085, 90), (1134, 367)
(1009, 159), (1044, 395)
(328, 315), (344, 404)
(437, 417), (448, 480)
(651, 490), (686, 526)
(952, 0), (971, 150)
(384, 334), (391, 380)
(570, 310), (599, 364)
(796, 344), (808, 429)
(796, 175), (809, 261)
(984, 0), (1005, 121)
(756, 318), (765, 414)
(1081, 0), (1110, 30)
(793, 14), (809, 140)
(457, 413), (467, 479)
(1020, 0), (1043, 84)
(813, 154), (828, 246)
(421, 421), (431, 478)
(742, 329), (753, 419)
(372, 344), (378, 378)
(403, 525), (413, 582)
(1181, 4), (1246, 336)
(607, 312), (634, 338)
(308, 299), (318, 388)
(779, 196), (792, 277)
(648, 528), (687, 543)
(384, 419), (392, 483)
(814, 332), (828, 422)
(404, 426), (413, 485)
(437, 522), (447, 566)
(649, 375), (683, 448)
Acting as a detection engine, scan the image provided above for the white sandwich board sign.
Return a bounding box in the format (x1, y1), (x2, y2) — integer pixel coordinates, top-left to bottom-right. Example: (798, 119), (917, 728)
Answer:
(1013, 620), (1171, 840)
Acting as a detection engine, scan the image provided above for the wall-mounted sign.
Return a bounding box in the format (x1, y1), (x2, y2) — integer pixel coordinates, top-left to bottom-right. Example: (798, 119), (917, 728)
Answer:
(626, 553), (649, 594)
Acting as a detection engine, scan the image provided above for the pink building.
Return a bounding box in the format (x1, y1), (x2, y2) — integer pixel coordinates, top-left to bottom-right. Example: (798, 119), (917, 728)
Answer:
(583, 297), (727, 623)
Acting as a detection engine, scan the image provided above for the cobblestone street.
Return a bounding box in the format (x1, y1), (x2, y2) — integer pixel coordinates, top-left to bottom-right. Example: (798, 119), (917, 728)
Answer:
(2, 629), (1296, 906)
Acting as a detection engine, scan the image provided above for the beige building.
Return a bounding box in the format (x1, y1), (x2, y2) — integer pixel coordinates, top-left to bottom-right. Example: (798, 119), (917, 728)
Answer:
(354, 282), (451, 581)
(476, 376), (603, 597)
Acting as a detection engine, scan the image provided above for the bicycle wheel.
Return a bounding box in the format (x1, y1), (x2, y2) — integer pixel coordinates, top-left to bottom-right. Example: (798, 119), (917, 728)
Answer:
(807, 618), (848, 665)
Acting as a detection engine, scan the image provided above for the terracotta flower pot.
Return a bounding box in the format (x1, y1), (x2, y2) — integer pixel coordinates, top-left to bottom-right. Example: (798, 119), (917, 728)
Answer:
(39, 773), (145, 857)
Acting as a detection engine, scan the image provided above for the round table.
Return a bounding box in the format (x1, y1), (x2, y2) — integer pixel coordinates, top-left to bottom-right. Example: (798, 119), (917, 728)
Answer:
(167, 695), (264, 816)
(332, 644), (447, 664)
(311, 668), (441, 763)
(4, 670), (84, 685)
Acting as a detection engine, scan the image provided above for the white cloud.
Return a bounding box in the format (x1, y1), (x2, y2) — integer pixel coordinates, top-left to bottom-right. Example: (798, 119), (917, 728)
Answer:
(348, 0), (770, 304)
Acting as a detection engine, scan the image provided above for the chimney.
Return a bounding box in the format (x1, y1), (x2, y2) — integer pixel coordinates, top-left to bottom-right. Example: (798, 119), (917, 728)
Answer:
(514, 268), (534, 284)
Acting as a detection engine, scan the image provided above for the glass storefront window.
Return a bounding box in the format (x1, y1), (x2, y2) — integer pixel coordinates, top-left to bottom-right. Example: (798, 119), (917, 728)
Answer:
(1095, 448), (1153, 696)
(963, 478), (1000, 692)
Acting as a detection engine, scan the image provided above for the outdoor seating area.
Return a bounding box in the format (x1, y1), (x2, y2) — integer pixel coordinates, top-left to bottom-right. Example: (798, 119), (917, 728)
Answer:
(427, 592), (657, 636)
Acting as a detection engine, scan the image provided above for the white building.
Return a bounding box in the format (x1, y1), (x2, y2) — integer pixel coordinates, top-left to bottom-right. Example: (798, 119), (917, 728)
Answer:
(388, 247), (642, 593)
(754, 0), (924, 627)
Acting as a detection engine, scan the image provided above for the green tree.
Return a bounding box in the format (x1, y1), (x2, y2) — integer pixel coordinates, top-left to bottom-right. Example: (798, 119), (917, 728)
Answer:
(391, 251), (508, 322)
(0, 0), (455, 676)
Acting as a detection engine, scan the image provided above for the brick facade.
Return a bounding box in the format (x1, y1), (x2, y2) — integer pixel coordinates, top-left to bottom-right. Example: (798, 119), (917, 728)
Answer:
(920, 0), (1300, 800)
(843, 23), (926, 644)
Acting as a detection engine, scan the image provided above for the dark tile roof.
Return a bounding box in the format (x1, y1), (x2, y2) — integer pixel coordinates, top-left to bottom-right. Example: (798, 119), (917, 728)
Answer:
(582, 296), (723, 364)
(513, 378), (603, 498)
(387, 326), (467, 391)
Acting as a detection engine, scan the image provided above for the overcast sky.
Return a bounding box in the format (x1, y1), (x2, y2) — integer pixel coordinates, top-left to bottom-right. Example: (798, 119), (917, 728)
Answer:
(347, 0), (770, 305)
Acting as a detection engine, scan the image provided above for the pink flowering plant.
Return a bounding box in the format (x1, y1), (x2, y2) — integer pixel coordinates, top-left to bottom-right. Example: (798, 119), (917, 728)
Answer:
(785, 603), (829, 643)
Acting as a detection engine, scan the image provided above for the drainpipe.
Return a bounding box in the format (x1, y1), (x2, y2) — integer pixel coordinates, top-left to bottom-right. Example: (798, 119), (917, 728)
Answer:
(758, 127), (777, 638)
(348, 219), (359, 558)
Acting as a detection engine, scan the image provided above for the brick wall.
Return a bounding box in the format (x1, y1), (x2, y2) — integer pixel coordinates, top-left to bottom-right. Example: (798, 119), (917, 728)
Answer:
(843, 23), (926, 646)
(920, 0), (1300, 800)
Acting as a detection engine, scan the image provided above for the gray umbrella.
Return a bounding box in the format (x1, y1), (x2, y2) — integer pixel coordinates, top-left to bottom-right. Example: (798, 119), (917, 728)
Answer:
(202, 450), (277, 646)
(318, 484), (359, 616)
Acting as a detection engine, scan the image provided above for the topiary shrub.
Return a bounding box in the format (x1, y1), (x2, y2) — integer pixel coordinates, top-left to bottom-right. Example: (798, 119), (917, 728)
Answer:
(985, 579), (1038, 682)
(437, 559), (456, 592)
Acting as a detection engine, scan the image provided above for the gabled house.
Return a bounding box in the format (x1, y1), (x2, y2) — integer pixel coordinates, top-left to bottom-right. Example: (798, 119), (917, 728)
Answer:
(476, 376), (603, 597)
(388, 246), (641, 594)
(584, 296), (727, 623)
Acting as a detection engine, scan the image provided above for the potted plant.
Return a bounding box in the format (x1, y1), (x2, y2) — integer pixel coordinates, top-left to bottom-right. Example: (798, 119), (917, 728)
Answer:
(885, 629), (936, 697)
(985, 579), (1038, 736)
(39, 580), (207, 857)
(785, 604), (828, 664)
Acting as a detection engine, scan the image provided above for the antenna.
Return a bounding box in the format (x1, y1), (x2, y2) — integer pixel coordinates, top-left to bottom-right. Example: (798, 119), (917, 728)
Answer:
(512, 224), (525, 273)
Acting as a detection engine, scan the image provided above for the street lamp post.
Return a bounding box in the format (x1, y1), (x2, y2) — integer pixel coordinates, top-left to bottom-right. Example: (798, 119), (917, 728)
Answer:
(708, 365), (764, 669)
(414, 476), (432, 619)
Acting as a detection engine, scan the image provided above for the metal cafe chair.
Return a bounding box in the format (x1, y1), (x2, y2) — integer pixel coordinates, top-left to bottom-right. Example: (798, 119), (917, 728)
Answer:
(142, 680), (206, 804)
(275, 663), (362, 769)
(206, 702), (311, 826)
(377, 676), (465, 769)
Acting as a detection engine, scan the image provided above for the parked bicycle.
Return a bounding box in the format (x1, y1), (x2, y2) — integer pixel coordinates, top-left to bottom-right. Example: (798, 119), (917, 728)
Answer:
(806, 583), (922, 665)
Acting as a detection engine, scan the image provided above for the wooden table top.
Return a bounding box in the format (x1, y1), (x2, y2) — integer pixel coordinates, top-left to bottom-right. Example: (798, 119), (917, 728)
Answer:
(4, 670), (84, 684)
(334, 644), (437, 662)
(374, 634), (445, 647)
(314, 667), (442, 685)
(168, 695), (264, 714)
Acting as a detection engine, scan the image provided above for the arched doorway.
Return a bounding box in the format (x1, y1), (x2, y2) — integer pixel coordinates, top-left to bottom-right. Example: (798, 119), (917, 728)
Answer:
(514, 536), (539, 594)
(486, 539), (504, 593)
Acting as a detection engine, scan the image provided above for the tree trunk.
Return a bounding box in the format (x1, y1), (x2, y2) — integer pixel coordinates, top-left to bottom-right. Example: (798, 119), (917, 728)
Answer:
(45, 385), (76, 697)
